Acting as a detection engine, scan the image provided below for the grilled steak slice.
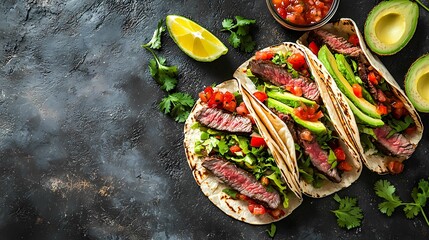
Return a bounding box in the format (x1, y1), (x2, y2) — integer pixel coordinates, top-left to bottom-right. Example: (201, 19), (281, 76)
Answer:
(249, 60), (320, 101)
(373, 125), (415, 157)
(310, 29), (362, 58)
(195, 106), (252, 133)
(358, 62), (378, 100)
(202, 156), (281, 209)
(298, 129), (341, 183)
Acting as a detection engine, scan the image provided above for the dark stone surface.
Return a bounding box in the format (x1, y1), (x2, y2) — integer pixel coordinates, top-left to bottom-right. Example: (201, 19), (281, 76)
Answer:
(1, 0), (428, 239)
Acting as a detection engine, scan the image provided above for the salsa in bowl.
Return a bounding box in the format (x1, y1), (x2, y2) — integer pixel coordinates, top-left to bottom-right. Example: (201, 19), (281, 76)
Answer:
(267, 0), (340, 31)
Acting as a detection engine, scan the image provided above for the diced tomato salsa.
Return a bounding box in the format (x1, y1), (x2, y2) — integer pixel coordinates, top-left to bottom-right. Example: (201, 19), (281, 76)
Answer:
(272, 0), (334, 25)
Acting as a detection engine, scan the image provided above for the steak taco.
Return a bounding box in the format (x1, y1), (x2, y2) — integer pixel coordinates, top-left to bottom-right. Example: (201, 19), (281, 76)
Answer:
(233, 42), (362, 198)
(183, 80), (302, 224)
(298, 18), (424, 174)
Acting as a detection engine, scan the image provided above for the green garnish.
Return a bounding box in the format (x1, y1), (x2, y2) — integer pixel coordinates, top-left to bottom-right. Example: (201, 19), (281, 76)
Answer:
(221, 16), (256, 53)
(266, 223), (277, 238)
(374, 179), (429, 226)
(332, 194), (363, 230)
(142, 20), (165, 50)
(159, 92), (195, 123)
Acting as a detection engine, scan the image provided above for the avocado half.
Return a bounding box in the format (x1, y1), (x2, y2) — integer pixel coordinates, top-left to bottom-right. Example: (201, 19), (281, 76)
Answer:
(364, 0), (419, 55)
(405, 53), (429, 112)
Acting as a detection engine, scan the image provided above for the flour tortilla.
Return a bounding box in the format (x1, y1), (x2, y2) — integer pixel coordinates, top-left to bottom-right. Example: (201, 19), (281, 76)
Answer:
(297, 18), (424, 174)
(233, 43), (362, 198)
(183, 79), (302, 224)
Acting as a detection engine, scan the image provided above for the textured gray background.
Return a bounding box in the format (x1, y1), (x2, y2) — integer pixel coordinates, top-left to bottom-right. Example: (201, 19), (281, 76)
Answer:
(1, 0), (429, 239)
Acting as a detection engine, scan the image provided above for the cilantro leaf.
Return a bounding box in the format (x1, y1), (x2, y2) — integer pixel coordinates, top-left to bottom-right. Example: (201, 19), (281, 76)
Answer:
(142, 20), (166, 50)
(266, 223), (277, 238)
(221, 16), (256, 52)
(147, 55), (178, 92)
(222, 18), (234, 29)
(386, 115), (414, 138)
(332, 194), (363, 230)
(374, 180), (403, 216)
(235, 16), (256, 27)
(159, 92), (195, 123)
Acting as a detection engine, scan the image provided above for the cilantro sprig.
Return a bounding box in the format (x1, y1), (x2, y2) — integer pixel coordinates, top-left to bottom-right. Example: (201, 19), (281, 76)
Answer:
(221, 16), (256, 53)
(374, 179), (429, 226)
(143, 19), (195, 123)
(143, 20), (177, 92)
(332, 194), (363, 230)
(159, 92), (194, 123)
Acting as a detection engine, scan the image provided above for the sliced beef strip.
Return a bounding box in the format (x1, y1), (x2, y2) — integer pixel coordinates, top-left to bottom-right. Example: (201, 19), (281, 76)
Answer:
(373, 125), (415, 158)
(309, 29), (362, 58)
(297, 128), (342, 183)
(358, 62), (378, 101)
(249, 59), (320, 102)
(202, 156), (281, 209)
(195, 106), (252, 134)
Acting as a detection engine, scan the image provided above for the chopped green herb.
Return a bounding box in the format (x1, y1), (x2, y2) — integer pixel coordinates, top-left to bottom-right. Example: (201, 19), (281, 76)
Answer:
(332, 194), (363, 230)
(266, 223), (277, 238)
(159, 92), (195, 123)
(221, 16), (256, 53)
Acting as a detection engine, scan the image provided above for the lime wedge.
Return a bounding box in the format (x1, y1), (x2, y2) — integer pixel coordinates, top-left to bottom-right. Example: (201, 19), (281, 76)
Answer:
(166, 15), (228, 62)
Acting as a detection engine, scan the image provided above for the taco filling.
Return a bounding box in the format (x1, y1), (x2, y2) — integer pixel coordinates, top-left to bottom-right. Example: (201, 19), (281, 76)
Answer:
(191, 85), (291, 219)
(245, 49), (353, 188)
(307, 29), (417, 173)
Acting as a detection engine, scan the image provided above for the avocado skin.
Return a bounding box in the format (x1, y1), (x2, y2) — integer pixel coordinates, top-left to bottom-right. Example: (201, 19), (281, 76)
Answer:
(364, 0), (419, 56)
(266, 98), (327, 135)
(405, 53), (429, 112)
(318, 45), (381, 120)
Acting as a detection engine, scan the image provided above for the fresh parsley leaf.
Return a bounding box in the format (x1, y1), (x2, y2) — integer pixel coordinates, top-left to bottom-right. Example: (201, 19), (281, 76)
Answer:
(332, 194), (363, 230)
(142, 20), (166, 50)
(221, 16), (256, 53)
(148, 56), (178, 92)
(266, 223), (277, 238)
(235, 16), (256, 27)
(159, 92), (195, 123)
(221, 18), (234, 29)
(374, 180), (403, 216)
(374, 179), (429, 226)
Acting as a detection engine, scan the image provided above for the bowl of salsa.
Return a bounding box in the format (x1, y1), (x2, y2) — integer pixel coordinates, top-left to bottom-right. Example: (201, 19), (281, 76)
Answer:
(266, 0), (340, 31)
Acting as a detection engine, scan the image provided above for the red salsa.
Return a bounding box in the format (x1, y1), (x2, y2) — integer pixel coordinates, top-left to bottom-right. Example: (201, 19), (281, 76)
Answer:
(272, 0), (334, 25)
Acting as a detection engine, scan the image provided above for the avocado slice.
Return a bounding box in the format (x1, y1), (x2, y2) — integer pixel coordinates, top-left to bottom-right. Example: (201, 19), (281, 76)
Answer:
(405, 53), (429, 112)
(345, 98), (384, 127)
(267, 90), (316, 107)
(364, 0), (419, 55)
(335, 54), (375, 104)
(266, 98), (327, 135)
(318, 45), (381, 119)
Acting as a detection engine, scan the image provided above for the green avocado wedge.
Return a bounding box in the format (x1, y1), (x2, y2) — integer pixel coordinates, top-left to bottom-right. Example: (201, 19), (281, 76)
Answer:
(266, 90), (316, 107)
(364, 0), (419, 55)
(317, 45), (381, 119)
(405, 53), (429, 112)
(266, 98), (326, 135)
(345, 98), (384, 127)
